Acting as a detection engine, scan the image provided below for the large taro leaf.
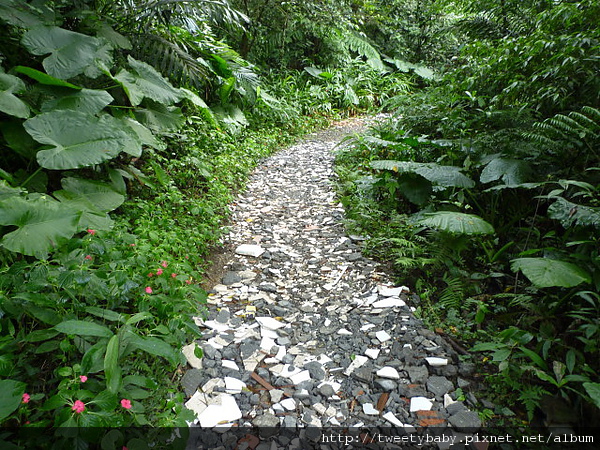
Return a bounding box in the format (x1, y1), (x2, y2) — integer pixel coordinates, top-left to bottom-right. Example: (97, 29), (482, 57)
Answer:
(114, 56), (183, 106)
(0, 0), (49, 28)
(41, 89), (113, 115)
(0, 72), (30, 118)
(0, 195), (80, 258)
(14, 66), (81, 89)
(121, 117), (164, 152)
(21, 26), (111, 80)
(53, 191), (114, 231)
(416, 211), (495, 235)
(511, 257), (591, 288)
(547, 197), (600, 229)
(61, 177), (125, 212)
(371, 160), (474, 188)
(1, 120), (38, 158)
(134, 101), (184, 132)
(480, 157), (532, 186)
(24, 110), (141, 170)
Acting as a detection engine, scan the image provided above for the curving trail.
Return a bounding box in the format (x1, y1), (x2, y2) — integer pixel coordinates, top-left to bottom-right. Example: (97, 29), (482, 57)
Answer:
(182, 118), (484, 449)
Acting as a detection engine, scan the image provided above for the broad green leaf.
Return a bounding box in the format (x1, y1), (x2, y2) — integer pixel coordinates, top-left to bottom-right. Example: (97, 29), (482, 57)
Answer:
(471, 342), (504, 352)
(114, 56), (182, 106)
(128, 333), (178, 365)
(53, 190), (114, 231)
(179, 88), (208, 109)
(0, 0), (49, 28)
(0, 72), (30, 118)
(81, 340), (108, 374)
(85, 307), (125, 323)
(416, 211), (495, 235)
(548, 197), (600, 229)
(96, 24), (132, 50)
(21, 26), (110, 80)
(13, 66), (81, 89)
(134, 102), (184, 132)
(41, 89), (113, 114)
(511, 258), (592, 288)
(55, 320), (113, 338)
(61, 177), (125, 212)
(371, 160), (474, 188)
(121, 117), (164, 151)
(583, 382), (600, 409)
(219, 77), (236, 104)
(0, 380), (26, 421)
(304, 67), (333, 79)
(90, 390), (118, 410)
(519, 346), (548, 370)
(0, 180), (23, 201)
(480, 157), (531, 186)
(104, 335), (121, 394)
(24, 111), (141, 170)
(0, 196), (80, 258)
(413, 65), (434, 80)
(125, 311), (153, 326)
(24, 328), (60, 342)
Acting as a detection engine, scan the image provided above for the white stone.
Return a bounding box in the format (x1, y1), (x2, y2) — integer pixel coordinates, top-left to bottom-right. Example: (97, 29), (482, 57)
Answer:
(425, 357), (448, 367)
(222, 360), (239, 371)
(360, 323), (376, 331)
(200, 320), (231, 333)
(235, 244), (265, 257)
(378, 285), (409, 296)
(290, 370), (311, 384)
(280, 398), (296, 411)
(444, 393), (457, 408)
(280, 364), (301, 378)
(403, 344), (412, 349)
(375, 330), (391, 342)
(272, 403), (285, 413)
(184, 391), (209, 417)
(372, 297), (406, 308)
(343, 355), (368, 376)
(376, 366), (400, 379)
(242, 350), (264, 372)
(363, 403), (379, 415)
(324, 318), (332, 326)
(383, 411), (404, 427)
(410, 396), (433, 412)
(260, 336), (276, 351)
(275, 346), (287, 361)
(224, 377), (246, 394)
(313, 403), (327, 415)
(365, 348), (380, 359)
(182, 343), (203, 369)
(261, 327), (279, 339)
(197, 393), (242, 427)
(317, 354), (333, 364)
(201, 378), (224, 394)
(256, 316), (285, 330)
(337, 328), (352, 335)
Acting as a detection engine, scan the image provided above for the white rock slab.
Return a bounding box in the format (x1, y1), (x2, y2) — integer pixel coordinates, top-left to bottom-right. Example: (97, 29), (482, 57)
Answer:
(317, 354), (332, 364)
(202, 378), (224, 394)
(280, 398), (296, 411)
(242, 350), (264, 372)
(275, 345), (287, 361)
(206, 337), (224, 349)
(363, 403), (379, 415)
(200, 320), (231, 333)
(235, 244), (264, 257)
(256, 316), (286, 330)
(184, 391), (209, 417)
(197, 394), (242, 427)
(376, 366), (400, 379)
(360, 323), (376, 331)
(337, 328), (352, 335)
(260, 336), (276, 351)
(365, 348), (380, 359)
(280, 364), (302, 378)
(224, 377), (246, 394)
(343, 355), (368, 376)
(182, 343), (203, 369)
(378, 285), (409, 296)
(410, 396), (433, 412)
(383, 411), (404, 427)
(222, 360), (239, 371)
(375, 330), (391, 342)
(372, 297), (406, 308)
(324, 318), (332, 326)
(425, 357), (448, 367)
(261, 327), (279, 339)
(444, 393), (457, 408)
(289, 370), (311, 384)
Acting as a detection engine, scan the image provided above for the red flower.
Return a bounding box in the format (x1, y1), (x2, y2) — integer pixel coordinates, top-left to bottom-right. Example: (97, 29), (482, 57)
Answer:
(161, 261), (168, 268)
(72, 400), (85, 413)
(22, 393), (30, 404)
(84, 255), (92, 260)
(87, 229), (96, 236)
(120, 399), (132, 410)
(156, 268), (163, 276)
(145, 287), (153, 294)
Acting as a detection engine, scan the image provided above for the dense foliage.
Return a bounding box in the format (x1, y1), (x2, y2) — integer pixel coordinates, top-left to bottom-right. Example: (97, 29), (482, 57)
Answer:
(0, 0), (598, 441)
(335, 0), (600, 428)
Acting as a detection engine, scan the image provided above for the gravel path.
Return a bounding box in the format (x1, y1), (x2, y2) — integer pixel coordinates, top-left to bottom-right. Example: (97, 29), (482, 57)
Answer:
(182, 118), (484, 449)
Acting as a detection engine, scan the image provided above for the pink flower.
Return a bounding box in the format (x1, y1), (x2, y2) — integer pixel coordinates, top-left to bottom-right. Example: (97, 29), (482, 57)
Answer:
(156, 268), (163, 276)
(120, 399), (132, 410)
(145, 287), (153, 294)
(72, 400), (85, 413)
(84, 255), (92, 260)
(161, 261), (168, 268)
(87, 229), (96, 236)
(185, 279), (192, 285)
(148, 272), (154, 277)
(130, 243), (136, 247)
(80, 375), (88, 383)
(22, 393), (30, 404)
(171, 273), (177, 278)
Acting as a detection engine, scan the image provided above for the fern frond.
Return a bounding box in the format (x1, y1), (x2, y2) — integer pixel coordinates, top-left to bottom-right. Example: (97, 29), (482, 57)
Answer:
(438, 275), (464, 310)
(339, 30), (384, 71)
(131, 32), (214, 90)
